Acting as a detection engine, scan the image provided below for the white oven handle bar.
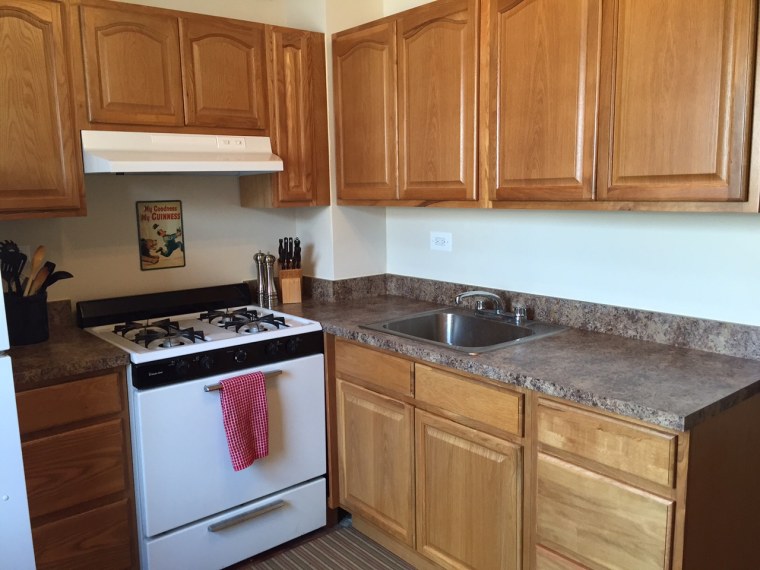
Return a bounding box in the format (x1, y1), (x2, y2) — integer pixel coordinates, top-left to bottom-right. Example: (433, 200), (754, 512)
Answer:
(207, 499), (287, 533)
(203, 369), (283, 392)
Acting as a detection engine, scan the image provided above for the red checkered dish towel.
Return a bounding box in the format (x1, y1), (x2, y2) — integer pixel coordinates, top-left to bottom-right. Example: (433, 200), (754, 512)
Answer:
(219, 372), (269, 471)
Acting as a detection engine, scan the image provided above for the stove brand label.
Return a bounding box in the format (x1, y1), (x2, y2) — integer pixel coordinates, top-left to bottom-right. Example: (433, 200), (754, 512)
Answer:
(147, 371), (164, 377)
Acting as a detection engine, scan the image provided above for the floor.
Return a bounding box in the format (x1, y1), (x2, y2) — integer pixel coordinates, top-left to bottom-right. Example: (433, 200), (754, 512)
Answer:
(232, 522), (414, 569)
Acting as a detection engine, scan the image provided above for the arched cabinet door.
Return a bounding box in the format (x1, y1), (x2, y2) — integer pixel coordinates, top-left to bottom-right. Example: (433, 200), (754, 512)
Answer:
(333, 21), (399, 201)
(397, 0), (478, 202)
(181, 17), (268, 131)
(0, 0), (84, 217)
(80, 4), (184, 126)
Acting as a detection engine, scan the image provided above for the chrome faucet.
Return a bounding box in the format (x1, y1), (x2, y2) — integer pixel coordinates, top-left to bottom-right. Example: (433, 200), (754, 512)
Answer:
(454, 290), (528, 324)
(454, 290), (506, 314)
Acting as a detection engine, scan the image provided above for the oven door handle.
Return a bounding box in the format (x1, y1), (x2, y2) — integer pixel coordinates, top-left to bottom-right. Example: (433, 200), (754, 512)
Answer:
(207, 499), (287, 533)
(203, 369), (283, 392)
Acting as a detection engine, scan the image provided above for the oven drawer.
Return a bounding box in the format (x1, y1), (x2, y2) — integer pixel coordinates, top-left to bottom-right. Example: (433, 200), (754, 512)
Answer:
(142, 478), (326, 570)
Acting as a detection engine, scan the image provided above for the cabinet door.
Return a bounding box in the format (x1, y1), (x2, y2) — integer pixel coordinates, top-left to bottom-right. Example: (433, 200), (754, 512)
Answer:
(0, 0), (83, 215)
(416, 410), (521, 570)
(268, 27), (329, 206)
(181, 16), (268, 130)
(333, 21), (398, 201)
(597, 0), (756, 202)
(80, 5), (183, 126)
(536, 453), (674, 570)
(397, 0), (478, 202)
(483, 0), (600, 202)
(336, 379), (415, 546)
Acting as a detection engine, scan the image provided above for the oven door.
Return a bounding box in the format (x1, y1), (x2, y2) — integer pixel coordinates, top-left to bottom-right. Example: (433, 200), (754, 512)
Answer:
(130, 353), (325, 537)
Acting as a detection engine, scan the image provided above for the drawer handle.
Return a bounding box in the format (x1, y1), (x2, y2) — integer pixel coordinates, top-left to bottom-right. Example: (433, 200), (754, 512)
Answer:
(207, 499), (287, 532)
(204, 370), (283, 392)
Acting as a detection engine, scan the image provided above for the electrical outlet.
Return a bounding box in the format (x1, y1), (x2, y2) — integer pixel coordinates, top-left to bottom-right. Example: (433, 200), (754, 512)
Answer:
(430, 231), (453, 252)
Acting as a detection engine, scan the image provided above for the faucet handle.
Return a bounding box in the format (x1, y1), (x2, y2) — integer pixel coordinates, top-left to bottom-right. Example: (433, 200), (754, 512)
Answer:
(513, 303), (527, 323)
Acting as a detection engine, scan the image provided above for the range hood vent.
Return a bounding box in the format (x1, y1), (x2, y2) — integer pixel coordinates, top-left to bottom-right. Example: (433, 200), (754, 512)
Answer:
(81, 130), (284, 175)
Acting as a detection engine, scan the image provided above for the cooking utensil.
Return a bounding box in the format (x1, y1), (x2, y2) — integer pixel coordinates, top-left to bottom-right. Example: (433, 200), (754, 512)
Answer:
(27, 265), (51, 297)
(39, 270), (73, 293)
(23, 245), (45, 296)
(0, 240), (27, 294)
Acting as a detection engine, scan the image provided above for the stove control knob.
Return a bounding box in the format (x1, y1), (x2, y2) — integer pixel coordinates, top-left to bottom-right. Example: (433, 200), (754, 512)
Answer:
(286, 337), (301, 354)
(175, 359), (191, 376)
(234, 349), (248, 364)
(199, 355), (214, 370)
(265, 341), (281, 357)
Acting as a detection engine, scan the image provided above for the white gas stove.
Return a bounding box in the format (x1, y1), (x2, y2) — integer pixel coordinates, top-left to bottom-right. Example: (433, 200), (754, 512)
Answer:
(77, 284), (326, 570)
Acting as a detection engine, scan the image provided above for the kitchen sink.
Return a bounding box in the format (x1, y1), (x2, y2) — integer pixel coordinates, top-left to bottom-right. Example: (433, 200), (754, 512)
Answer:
(363, 308), (566, 355)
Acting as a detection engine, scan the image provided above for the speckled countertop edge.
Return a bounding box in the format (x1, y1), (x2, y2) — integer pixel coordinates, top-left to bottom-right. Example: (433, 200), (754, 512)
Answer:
(10, 300), (130, 392)
(290, 296), (760, 432)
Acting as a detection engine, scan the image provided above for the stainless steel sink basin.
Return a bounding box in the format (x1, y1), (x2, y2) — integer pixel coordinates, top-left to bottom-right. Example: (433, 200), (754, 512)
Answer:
(363, 308), (566, 354)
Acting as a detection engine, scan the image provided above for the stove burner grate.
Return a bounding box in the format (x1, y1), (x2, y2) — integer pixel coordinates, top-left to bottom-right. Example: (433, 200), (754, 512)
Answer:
(115, 319), (205, 348)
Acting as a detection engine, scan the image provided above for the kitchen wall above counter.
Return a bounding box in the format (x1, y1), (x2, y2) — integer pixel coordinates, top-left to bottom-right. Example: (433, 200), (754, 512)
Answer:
(0, 175), (297, 304)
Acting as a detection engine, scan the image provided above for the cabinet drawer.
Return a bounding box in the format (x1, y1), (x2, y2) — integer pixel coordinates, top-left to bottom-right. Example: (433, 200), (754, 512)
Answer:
(23, 419), (127, 519)
(335, 339), (413, 396)
(416, 363), (522, 436)
(537, 398), (677, 487)
(16, 372), (123, 436)
(32, 499), (134, 570)
(536, 454), (673, 570)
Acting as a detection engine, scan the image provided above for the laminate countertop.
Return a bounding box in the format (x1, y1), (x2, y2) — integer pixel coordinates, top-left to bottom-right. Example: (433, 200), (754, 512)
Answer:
(10, 302), (129, 393)
(290, 296), (760, 431)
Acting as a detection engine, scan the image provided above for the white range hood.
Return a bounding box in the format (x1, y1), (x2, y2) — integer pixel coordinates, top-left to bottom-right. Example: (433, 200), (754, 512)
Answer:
(81, 130), (284, 175)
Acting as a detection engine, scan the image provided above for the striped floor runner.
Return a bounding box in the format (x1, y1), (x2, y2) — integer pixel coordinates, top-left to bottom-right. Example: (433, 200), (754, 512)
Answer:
(244, 525), (414, 570)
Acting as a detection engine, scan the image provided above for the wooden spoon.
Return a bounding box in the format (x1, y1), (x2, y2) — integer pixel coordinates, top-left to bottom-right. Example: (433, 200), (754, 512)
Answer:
(23, 245), (45, 296)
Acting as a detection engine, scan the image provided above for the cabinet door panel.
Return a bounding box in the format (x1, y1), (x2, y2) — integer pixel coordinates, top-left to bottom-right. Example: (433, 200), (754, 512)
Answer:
(334, 21), (398, 200)
(398, 0), (478, 201)
(416, 410), (521, 570)
(597, 0), (756, 201)
(0, 0), (83, 214)
(181, 17), (268, 130)
(80, 5), (183, 126)
(485, 0), (600, 201)
(337, 380), (415, 546)
(268, 27), (329, 205)
(536, 453), (673, 570)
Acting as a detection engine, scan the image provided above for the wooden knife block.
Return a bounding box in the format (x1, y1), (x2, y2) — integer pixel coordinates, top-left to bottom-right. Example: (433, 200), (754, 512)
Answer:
(278, 269), (302, 304)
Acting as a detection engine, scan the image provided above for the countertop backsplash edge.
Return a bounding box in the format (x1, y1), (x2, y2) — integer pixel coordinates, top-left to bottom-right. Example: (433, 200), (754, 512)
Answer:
(304, 274), (760, 362)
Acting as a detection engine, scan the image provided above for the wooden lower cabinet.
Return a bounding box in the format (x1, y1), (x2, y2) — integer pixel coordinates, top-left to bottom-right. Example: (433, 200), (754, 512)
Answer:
(331, 337), (760, 570)
(336, 378), (415, 546)
(416, 410), (521, 570)
(334, 338), (524, 570)
(15, 369), (136, 569)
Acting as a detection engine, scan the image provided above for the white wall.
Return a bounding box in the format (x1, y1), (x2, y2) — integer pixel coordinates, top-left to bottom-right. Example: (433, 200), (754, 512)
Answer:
(386, 208), (760, 326)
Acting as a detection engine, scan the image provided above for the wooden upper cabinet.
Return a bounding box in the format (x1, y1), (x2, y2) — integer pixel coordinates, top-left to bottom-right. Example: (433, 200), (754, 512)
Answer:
(483, 0), (601, 202)
(333, 21), (398, 201)
(597, 0), (757, 202)
(80, 4), (184, 126)
(397, 0), (478, 201)
(180, 17), (268, 130)
(0, 0), (84, 217)
(267, 26), (328, 206)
